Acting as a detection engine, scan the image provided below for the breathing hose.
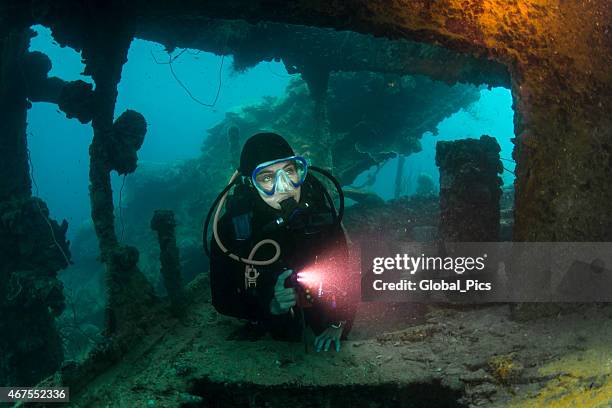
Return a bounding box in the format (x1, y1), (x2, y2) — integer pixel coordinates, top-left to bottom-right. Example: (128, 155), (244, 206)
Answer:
(203, 166), (345, 266)
(205, 171), (281, 266)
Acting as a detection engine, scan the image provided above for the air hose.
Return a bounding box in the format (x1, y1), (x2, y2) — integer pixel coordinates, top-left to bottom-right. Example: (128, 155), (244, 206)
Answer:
(203, 167), (345, 266)
(204, 171), (281, 266)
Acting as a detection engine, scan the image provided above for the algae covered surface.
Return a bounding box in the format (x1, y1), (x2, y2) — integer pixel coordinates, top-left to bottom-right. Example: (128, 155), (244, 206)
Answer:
(67, 286), (612, 407)
(510, 341), (612, 407)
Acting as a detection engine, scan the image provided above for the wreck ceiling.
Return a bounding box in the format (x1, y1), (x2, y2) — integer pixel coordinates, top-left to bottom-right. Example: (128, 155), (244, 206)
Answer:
(4, 3), (512, 87)
(2, 0), (610, 241)
(134, 19), (511, 88)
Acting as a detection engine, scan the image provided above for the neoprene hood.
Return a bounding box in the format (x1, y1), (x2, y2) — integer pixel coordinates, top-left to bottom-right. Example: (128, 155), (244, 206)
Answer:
(239, 132), (295, 176)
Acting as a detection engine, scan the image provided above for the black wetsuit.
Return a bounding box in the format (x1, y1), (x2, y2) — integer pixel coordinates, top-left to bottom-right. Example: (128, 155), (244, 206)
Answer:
(210, 174), (356, 341)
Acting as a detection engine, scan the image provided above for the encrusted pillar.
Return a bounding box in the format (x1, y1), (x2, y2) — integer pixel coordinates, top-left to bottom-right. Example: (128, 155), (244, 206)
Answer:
(81, 11), (156, 335)
(0, 29), (31, 201)
(0, 28), (69, 386)
(151, 210), (185, 315)
(512, 67), (612, 241)
(436, 135), (503, 242)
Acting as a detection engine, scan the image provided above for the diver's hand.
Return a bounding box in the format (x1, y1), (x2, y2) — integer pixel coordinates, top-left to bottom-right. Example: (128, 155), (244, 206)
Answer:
(270, 269), (296, 315)
(314, 326), (343, 352)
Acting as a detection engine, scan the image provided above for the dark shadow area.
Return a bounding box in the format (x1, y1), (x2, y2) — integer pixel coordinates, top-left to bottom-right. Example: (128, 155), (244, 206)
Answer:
(188, 378), (466, 408)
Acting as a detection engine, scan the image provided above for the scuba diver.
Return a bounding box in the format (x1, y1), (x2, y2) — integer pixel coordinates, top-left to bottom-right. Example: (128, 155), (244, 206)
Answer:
(204, 132), (356, 352)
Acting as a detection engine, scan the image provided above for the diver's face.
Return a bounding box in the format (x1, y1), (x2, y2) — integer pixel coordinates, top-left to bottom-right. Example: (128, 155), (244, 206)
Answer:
(255, 160), (301, 210)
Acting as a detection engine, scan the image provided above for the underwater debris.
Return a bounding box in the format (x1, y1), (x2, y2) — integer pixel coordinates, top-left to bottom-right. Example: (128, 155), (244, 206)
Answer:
(393, 154), (406, 199)
(58, 80), (95, 124)
(0, 2), (609, 407)
(146, 19), (510, 88)
(343, 194), (439, 240)
(108, 109), (147, 175)
(204, 72), (480, 186)
(81, 21), (157, 338)
(20, 47), (95, 124)
(151, 210), (185, 316)
(343, 188), (385, 206)
(487, 354), (523, 385)
(0, 197), (69, 386)
(151, 48), (225, 107)
(376, 325), (439, 344)
(436, 135), (503, 242)
(0, 27), (77, 387)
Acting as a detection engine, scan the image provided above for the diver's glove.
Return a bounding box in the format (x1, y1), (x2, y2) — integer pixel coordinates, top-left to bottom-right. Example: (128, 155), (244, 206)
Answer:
(314, 322), (344, 352)
(270, 269), (296, 315)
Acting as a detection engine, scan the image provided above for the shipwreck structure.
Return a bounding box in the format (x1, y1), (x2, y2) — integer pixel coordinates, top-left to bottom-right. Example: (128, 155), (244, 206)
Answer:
(0, 0), (610, 405)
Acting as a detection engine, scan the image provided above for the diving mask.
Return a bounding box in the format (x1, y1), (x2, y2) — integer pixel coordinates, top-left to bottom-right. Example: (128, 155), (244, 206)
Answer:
(251, 156), (308, 196)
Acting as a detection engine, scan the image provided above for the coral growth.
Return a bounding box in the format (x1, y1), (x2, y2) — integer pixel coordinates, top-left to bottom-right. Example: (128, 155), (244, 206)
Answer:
(0, 197), (70, 386)
(108, 110), (147, 175)
(487, 354), (523, 385)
